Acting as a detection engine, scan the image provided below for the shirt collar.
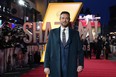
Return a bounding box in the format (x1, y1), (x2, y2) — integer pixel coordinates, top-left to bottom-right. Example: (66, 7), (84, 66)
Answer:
(61, 26), (69, 32)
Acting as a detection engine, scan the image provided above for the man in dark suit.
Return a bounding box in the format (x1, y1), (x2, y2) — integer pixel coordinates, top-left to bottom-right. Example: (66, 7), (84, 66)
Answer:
(44, 11), (84, 77)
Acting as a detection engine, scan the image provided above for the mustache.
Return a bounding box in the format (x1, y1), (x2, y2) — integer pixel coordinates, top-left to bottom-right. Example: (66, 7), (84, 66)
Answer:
(62, 21), (67, 23)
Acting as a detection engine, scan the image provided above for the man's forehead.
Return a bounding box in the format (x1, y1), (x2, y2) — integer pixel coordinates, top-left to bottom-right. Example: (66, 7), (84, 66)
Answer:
(60, 14), (70, 17)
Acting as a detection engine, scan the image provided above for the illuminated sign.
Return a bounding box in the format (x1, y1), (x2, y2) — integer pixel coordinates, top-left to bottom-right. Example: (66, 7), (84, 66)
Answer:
(42, 2), (83, 30)
(78, 20), (101, 41)
(23, 2), (83, 44)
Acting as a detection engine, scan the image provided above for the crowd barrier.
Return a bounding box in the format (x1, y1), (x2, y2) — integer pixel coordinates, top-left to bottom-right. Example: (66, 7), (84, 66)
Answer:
(0, 45), (43, 74)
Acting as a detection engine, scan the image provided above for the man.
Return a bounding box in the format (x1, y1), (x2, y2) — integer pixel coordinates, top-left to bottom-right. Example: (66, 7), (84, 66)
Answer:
(44, 11), (84, 77)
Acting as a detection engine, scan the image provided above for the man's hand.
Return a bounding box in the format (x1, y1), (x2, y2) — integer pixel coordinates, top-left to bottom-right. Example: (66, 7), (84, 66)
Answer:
(77, 66), (83, 72)
(44, 68), (50, 74)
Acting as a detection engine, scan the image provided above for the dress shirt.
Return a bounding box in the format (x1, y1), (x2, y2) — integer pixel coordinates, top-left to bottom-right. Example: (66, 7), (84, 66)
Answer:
(60, 26), (69, 43)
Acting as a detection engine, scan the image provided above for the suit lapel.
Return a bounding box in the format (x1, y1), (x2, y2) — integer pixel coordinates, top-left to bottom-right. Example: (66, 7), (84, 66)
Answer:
(56, 27), (61, 44)
(66, 28), (73, 45)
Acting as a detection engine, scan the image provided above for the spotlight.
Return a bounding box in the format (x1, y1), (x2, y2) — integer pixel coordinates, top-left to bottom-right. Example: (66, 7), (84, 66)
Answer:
(18, 0), (25, 6)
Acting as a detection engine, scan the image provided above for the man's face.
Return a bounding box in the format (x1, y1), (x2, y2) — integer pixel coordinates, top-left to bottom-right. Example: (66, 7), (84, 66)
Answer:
(60, 14), (70, 27)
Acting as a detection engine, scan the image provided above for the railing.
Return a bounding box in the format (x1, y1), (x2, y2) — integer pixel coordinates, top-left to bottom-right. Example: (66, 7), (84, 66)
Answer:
(0, 45), (43, 74)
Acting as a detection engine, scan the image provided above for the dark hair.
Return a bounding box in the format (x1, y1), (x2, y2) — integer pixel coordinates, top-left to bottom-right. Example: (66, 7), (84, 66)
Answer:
(60, 11), (70, 16)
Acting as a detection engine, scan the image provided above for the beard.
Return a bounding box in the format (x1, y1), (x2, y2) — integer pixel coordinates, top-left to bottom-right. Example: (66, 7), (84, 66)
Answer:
(61, 22), (69, 27)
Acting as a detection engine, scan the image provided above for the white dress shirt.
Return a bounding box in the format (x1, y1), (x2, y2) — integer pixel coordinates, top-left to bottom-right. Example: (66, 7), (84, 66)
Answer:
(60, 26), (69, 43)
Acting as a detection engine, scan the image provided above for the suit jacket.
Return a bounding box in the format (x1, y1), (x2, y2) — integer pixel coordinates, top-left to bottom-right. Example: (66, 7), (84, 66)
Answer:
(44, 27), (84, 77)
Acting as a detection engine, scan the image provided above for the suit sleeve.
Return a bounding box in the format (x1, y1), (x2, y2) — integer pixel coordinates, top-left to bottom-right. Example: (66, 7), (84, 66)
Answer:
(44, 30), (52, 68)
(77, 31), (84, 67)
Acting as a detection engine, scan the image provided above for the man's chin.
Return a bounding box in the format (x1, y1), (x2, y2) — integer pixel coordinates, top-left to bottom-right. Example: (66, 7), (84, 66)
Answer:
(62, 24), (68, 27)
(62, 25), (68, 27)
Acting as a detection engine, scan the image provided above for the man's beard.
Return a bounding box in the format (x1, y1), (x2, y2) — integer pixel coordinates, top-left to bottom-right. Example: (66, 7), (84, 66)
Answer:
(61, 22), (69, 27)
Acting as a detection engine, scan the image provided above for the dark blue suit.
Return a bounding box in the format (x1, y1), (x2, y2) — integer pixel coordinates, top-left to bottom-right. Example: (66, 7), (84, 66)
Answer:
(61, 39), (70, 77)
(44, 27), (84, 77)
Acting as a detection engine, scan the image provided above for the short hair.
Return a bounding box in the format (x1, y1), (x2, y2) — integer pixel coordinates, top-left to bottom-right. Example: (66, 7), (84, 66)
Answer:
(60, 11), (70, 17)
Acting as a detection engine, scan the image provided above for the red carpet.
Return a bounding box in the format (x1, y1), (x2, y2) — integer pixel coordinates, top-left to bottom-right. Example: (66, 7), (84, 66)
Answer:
(21, 59), (116, 77)
(79, 59), (116, 77)
(21, 65), (46, 77)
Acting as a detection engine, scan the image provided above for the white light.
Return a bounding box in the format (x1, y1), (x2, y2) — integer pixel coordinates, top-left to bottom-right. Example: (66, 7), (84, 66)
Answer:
(26, 17), (29, 21)
(0, 16), (2, 17)
(15, 20), (17, 22)
(37, 26), (40, 30)
(19, 0), (25, 6)
(112, 36), (115, 38)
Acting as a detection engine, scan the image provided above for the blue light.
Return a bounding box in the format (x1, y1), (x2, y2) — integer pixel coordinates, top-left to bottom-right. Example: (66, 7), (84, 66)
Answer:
(12, 23), (16, 29)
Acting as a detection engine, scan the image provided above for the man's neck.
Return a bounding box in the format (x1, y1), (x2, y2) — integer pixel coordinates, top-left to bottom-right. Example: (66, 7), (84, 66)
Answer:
(61, 25), (68, 29)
